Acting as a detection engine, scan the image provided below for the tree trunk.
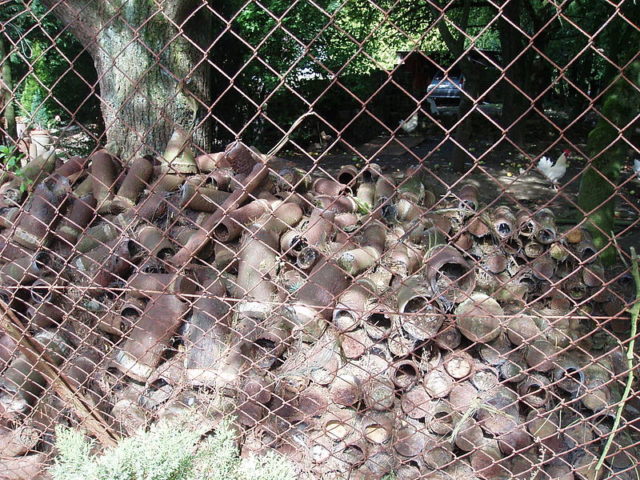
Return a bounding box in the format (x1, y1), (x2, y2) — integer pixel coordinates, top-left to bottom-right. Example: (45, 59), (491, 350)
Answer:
(577, 61), (640, 265)
(42, 0), (212, 161)
(498, 0), (527, 147)
(0, 32), (17, 141)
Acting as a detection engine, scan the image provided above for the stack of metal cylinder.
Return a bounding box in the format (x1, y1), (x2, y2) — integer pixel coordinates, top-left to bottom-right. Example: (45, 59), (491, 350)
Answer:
(0, 131), (635, 480)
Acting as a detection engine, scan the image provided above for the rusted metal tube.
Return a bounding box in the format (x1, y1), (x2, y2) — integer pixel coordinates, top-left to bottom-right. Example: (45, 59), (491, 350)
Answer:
(170, 162), (268, 265)
(112, 155), (153, 210)
(455, 293), (504, 343)
(90, 149), (120, 209)
(424, 245), (476, 307)
(395, 276), (445, 341)
(114, 294), (190, 382)
(332, 278), (376, 332)
(55, 193), (96, 245)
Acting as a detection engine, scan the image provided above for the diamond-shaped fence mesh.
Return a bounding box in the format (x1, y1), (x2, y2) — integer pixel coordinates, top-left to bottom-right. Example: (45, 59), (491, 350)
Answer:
(0, 0), (639, 478)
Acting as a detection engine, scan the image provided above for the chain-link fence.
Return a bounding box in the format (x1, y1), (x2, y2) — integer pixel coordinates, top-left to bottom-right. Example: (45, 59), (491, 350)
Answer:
(0, 0), (639, 479)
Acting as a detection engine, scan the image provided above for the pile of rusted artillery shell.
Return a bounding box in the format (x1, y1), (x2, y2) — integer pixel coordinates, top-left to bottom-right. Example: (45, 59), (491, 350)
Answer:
(0, 131), (636, 480)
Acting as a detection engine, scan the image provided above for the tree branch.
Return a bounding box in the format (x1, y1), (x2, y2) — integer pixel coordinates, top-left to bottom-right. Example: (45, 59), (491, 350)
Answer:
(39, 0), (102, 54)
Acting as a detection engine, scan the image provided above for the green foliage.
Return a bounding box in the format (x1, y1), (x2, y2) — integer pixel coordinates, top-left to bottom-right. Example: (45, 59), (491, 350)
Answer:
(0, 145), (24, 174)
(50, 418), (297, 480)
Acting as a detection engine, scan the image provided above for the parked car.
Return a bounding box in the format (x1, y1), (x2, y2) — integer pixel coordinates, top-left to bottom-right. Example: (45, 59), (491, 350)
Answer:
(426, 74), (466, 104)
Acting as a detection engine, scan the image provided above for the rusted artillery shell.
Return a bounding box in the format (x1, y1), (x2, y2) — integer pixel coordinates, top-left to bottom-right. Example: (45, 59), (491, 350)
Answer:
(288, 257), (349, 339)
(0, 453), (49, 479)
(573, 450), (603, 480)
(97, 298), (143, 335)
(434, 322), (462, 351)
(161, 128), (197, 173)
(337, 164), (359, 185)
(581, 363), (613, 411)
(337, 222), (384, 274)
(13, 177), (69, 249)
(214, 199), (272, 242)
(388, 331), (416, 357)
(449, 382), (480, 412)
(443, 351), (475, 379)
(455, 293), (503, 343)
(235, 226), (279, 318)
(316, 194), (358, 214)
(361, 411), (394, 444)
(222, 140), (261, 176)
(184, 281), (233, 387)
(471, 364), (500, 391)
(524, 241), (545, 258)
(507, 314), (543, 346)
(492, 205), (517, 239)
(113, 156), (153, 208)
(427, 400), (455, 435)
(333, 279), (376, 332)
(0, 333), (17, 371)
(171, 163), (268, 265)
(75, 222), (120, 253)
(340, 328), (372, 359)
(55, 194), (96, 245)
(0, 207), (20, 229)
(499, 351), (527, 383)
(534, 208), (557, 244)
(114, 294), (189, 382)
(356, 182), (375, 210)
(362, 304), (393, 340)
(455, 418), (485, 451)
(517, 374), (551, 408)
(127, 272), (197, 299)
(314, 178), (349, 196)
(516, 211), (538, 238)
(244, 317), (292, 370)
(525, 339), (560, 372)
(331, 369), (363, 406)
(526, 410), (559, 442)
(303, 207), (335, 246)
(90, 149), (120, 206)
(0, 355), (47, 414)
(0, 424), (40, 457)
(458, 184), (479, 211)
(425, 245), (475, 306)
(395, 276), (445, 340)
(358, 447), (396, 478)
(135, 225), (176, 259)
(401, 385), (431, 420)
(423, 368), (454, 398)
(194, 152), (224, 172)
(280, 229), (307, 258)
(423, 437), (454, 470)
(74, 238), (135, 289)
(54, 155), (89, 183)
(0, 255), (42, 286)
(553, 356), (586, 394)
(362, 375), (396, 411)
(126, 190), (169, 224)
(470, 440), (510, 480)
(394, 421), (429, 457)
(179, 181), (231, 213)
(322, 407), (356, 441)
(390, 359), (421, 390)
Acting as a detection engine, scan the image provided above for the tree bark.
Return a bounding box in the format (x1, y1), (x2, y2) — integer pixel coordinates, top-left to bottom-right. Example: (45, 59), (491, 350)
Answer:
(0, 32), (17, 141)
(498, 0), (527, 147)
(41, 0), (212, 161)
(577, 61), (640, 265)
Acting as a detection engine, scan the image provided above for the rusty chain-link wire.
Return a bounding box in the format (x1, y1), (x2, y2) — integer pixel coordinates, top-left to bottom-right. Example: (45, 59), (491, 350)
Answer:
(0, 0), (639, 479)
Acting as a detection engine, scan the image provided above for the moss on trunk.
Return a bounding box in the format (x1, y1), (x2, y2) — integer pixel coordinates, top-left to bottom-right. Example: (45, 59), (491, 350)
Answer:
(577, 61), (640, 265)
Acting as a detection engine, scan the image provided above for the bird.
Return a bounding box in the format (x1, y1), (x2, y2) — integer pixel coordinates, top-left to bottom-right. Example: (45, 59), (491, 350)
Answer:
(633, 159), (640, 178)
(536, 149), (570, 189)
(399, 113), (419, 134)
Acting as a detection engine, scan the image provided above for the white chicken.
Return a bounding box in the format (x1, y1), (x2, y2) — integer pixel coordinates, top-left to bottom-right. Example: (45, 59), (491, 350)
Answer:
(537, 149), (570, 189)
(399, 112), (419, 134)
(633, 159), (640, 179)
